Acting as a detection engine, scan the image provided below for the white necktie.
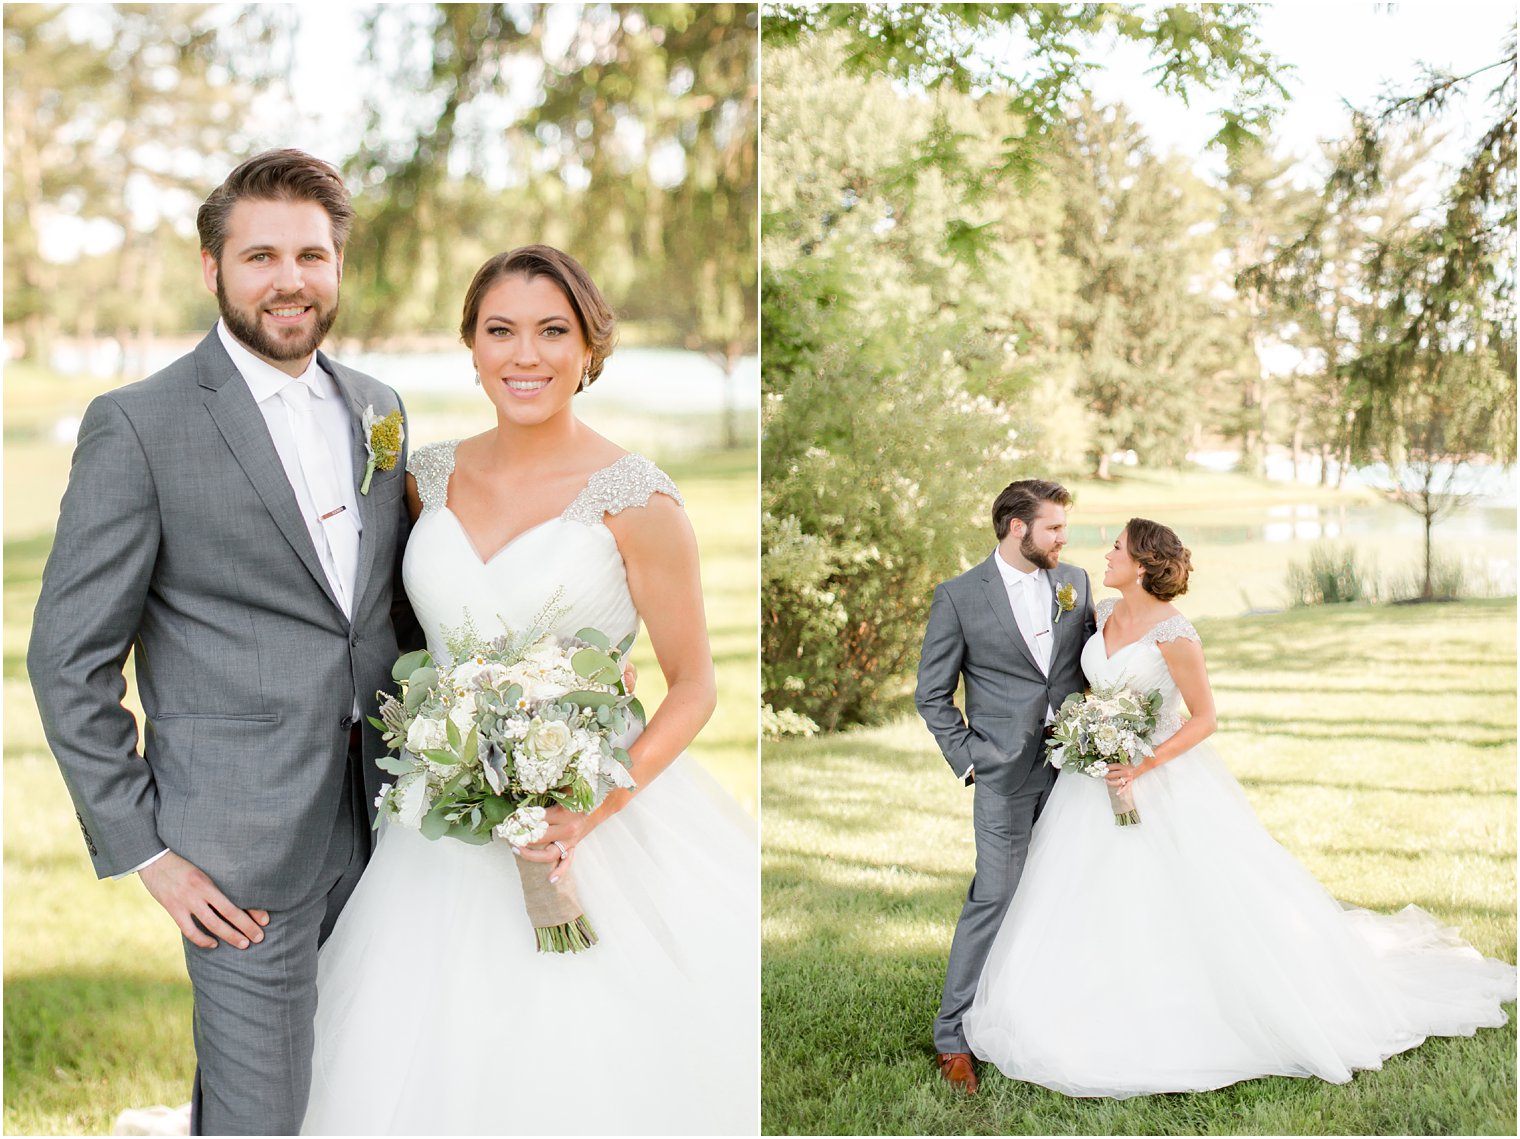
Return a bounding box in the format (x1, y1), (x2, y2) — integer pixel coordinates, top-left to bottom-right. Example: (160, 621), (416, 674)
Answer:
(277, 380), (360, 617)
(1023, 574), (1052, 674)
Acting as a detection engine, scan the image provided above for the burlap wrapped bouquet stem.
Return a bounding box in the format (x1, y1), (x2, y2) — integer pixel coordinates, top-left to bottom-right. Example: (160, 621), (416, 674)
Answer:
(1107, 778), (1141, 826)
(515, 852), (598, 953)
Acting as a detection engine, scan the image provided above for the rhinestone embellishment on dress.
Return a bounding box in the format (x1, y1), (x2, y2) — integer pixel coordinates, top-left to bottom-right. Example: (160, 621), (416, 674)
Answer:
(408, 442), (682, 523)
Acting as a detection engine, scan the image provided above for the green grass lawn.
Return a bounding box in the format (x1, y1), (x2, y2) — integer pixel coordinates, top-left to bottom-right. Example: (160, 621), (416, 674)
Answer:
(762, 599), (1517, 1135)
(3, 381), (758, 1134)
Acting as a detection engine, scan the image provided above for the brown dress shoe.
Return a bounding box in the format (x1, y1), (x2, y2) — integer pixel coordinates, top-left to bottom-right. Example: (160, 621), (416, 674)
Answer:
(936, 1051), (979, 1093)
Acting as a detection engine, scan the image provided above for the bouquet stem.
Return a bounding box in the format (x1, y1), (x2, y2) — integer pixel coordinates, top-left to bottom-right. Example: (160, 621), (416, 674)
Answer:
(514, 853), (600, 953)
(1107, 777), (1141, 827)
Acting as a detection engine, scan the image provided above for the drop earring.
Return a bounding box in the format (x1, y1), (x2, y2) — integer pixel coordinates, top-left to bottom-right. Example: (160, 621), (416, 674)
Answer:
(579, 362), (591, 393)
(473, 370), (481, 387)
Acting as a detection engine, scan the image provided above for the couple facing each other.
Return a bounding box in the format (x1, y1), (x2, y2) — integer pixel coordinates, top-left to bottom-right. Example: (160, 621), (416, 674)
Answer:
(28, 148), (757, 1136)
(916, 479), (1516, 1099)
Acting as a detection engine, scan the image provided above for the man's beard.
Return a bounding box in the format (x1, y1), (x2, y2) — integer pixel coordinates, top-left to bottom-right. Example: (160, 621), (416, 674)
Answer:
(1021, 531), (1061, 570)
(217, 276), (339, 363)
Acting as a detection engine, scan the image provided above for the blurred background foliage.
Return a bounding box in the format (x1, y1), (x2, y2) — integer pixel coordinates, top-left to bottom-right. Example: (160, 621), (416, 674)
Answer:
(760, 6), (1516, 731)
(5, 3), (756, 379)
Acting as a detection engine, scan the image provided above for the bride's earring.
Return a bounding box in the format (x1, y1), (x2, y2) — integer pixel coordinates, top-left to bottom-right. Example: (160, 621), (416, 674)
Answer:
(473, 370), (480, 387)
(579, 362), (591, 393)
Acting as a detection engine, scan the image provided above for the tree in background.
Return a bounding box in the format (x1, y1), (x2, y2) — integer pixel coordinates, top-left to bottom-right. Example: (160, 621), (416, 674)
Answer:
(4, 2), (757, 404)
(3, 4), (280, 364)
(1248, 27), (1516, 598)
(762, 7), (1294, 729)
(1054, 98), (1220, 478)
(342, 1), (756, 430)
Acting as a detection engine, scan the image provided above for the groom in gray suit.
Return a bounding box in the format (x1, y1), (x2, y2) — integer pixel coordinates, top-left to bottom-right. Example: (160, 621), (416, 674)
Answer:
(915, 478), (1096, 1093)
(28, 150), (414, 1133)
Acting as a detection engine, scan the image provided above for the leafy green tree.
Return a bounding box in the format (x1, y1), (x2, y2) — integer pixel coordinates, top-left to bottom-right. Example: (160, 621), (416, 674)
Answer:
(1053, 98), (1220, 478)
(3, 4), (280, 363)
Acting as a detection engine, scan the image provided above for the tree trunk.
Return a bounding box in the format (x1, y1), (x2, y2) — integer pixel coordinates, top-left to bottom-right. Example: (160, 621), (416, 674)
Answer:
(1422, 493), (1434, 601)
(1095, 450), (1112, 480)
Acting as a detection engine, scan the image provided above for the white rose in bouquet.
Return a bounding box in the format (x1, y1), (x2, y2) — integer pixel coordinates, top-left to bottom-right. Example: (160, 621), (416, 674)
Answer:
(1094, 723), (1123, 756)
(527, 718), (573, 760)
(448, 694), (476, 739)
(406, 713), (449, 755)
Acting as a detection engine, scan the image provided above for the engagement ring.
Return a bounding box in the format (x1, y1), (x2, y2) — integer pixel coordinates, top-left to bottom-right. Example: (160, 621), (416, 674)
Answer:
(552, 840), (569, 860)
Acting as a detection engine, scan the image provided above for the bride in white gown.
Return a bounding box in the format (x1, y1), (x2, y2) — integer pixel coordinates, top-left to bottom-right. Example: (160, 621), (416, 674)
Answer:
(299, 246), (758, 1134)
(963, 518), (1515, 1099)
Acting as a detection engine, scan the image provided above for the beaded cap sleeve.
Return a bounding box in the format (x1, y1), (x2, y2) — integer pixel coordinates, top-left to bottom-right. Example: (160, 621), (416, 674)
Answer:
(409, 439), (460, 516)
(562, 453), (683, 525)
(1096, 597), (1201, 647)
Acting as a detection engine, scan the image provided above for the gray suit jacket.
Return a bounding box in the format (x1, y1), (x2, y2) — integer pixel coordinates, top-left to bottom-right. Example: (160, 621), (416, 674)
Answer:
(28, 330), (414, 909)
(915, 554), (1097, 795)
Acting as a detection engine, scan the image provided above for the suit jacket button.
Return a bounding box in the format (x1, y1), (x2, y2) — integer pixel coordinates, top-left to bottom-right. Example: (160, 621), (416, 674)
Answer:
(339, 716), (355, 731)
(350, 631), (360, 646)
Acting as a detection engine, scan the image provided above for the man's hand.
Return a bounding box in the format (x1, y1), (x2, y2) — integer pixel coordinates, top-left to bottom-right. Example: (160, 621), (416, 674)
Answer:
(138, 851), (269, 950)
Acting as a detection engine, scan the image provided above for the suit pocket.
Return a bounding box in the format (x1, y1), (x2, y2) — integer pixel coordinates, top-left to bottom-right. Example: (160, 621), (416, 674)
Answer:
(152, 711), (279, 722)
(969, 714), (1013, 767)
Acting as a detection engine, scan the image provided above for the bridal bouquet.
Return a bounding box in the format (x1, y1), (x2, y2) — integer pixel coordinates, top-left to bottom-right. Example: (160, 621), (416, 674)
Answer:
(370, 621), (641, 952)
(1045, 682), (1163, 826)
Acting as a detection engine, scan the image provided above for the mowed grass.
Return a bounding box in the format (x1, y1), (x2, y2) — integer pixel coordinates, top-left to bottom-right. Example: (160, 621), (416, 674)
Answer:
(4, 379), (757, 1134)
(762, 599), (1516, 1135)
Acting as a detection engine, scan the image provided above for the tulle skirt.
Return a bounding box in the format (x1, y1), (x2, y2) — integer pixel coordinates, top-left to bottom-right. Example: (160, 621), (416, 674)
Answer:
(301, 757), (759, 1134)
(963, 742), (1516, 1098)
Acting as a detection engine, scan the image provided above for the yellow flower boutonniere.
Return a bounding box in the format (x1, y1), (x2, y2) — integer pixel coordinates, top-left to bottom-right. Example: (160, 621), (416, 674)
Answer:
(1054, 581), (1077, 623)
(360, 405), (405, 495)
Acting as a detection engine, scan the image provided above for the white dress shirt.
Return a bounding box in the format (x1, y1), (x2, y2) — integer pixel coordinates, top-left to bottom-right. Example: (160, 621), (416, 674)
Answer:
(119, 323), (364, 879)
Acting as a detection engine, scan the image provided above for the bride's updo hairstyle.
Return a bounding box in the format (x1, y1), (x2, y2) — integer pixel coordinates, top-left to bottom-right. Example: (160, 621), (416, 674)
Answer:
(1124, 518), (1192, 601)
(458, 245), (617, 389)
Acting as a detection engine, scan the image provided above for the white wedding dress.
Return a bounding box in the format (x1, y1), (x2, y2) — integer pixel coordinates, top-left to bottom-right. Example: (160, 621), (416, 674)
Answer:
(300, 444), (759, 1135)
(963, 598), (1516, 1098)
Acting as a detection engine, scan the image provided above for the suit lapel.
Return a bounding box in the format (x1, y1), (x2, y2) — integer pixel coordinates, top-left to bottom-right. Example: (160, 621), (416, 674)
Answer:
(980, 554), (1041, 674)
(1047, 565), (1082, 663)
(322, 351), (379, 613)
(196, 332), (345, 616)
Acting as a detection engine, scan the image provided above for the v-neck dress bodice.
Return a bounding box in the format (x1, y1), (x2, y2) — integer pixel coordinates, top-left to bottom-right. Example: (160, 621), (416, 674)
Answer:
(402, 441), (683, 660)
(1080, 598), (1199, 741)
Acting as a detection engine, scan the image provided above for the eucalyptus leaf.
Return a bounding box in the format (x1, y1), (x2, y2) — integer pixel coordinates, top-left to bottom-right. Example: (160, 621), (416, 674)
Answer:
(391, 649), (433, 682)
(450, 824), (493, 846)
(628, 696), (646, 727)
(420, 805), (451, 840)
(375, 751), (418, 776)
(366, 715), (386, 731)
(575, 627), (611, 651)
(567, 690), (619, 711)
(446, 716), (461, 751)
(422, 748), (458, 765)
(462, 725), (479, 764)
(616, 631), (636, 656)
(572, 647), (616, 679)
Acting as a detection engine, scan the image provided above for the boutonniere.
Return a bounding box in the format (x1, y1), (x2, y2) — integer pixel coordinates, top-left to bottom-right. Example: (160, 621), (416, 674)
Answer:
(1054, 581), (1077, 623)
(360, 404), (405, 495)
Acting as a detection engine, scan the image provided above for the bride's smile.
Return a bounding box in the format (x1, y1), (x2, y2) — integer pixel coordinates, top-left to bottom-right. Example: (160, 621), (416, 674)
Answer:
(471, 273), (590, 425)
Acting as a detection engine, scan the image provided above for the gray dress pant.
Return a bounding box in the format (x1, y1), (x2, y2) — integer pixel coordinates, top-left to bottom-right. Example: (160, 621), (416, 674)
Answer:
(186, 740), (370, 1135)
(933, 766), (1055, 1054)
